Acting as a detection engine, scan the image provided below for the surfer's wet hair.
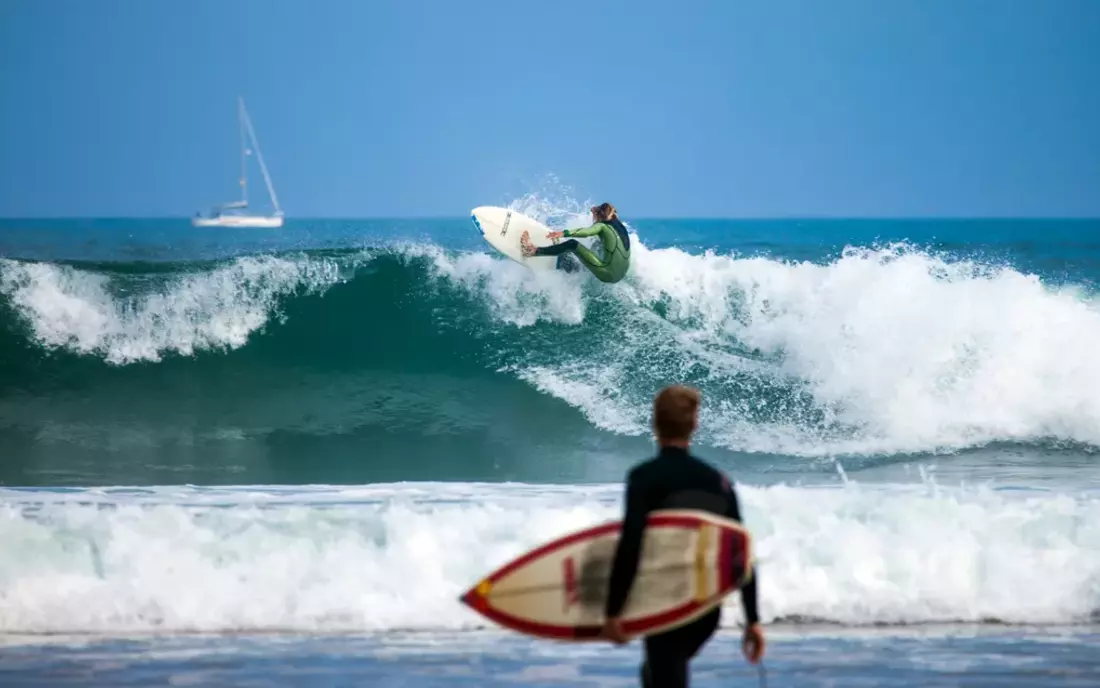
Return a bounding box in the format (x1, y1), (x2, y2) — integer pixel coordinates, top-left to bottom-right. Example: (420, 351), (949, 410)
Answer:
(591, 202), (618, 223)
(652, 385), (700, 442)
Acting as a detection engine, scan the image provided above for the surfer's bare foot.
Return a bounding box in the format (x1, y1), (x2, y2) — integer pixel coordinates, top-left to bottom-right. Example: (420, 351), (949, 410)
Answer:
(520, 231), (536, 257)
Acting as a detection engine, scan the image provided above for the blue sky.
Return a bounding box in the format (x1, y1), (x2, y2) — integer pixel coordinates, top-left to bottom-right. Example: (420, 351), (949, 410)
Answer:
(1, 0), (1098, 218)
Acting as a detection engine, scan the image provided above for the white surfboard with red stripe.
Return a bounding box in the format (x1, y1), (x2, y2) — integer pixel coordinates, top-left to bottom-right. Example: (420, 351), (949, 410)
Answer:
(459, 509), (753, 641)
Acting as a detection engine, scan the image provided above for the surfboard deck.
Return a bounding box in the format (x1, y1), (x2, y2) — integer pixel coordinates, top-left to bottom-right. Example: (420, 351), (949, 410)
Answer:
(470, 206), (560, 271)
(459, 509), (753, 642)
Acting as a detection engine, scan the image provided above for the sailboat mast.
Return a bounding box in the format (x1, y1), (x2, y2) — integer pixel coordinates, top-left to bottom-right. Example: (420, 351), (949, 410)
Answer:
(240, 98), (282, 214)
(238, 96), (248, 206)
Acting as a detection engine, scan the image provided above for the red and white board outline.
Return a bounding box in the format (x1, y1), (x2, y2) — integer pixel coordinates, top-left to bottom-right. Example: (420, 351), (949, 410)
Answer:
(459, 509), (753, 641)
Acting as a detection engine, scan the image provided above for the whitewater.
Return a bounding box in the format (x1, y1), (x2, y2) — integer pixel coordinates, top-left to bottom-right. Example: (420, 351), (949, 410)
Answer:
(1, 482), (1097, 634)
(1, 200), (1099, 685)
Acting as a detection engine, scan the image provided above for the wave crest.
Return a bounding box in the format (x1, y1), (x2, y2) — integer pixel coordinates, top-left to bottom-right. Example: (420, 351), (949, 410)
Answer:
(2, 237), (1099, 459)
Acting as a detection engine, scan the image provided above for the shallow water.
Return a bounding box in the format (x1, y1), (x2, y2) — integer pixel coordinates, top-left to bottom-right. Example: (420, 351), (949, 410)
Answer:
(1, 628), (1097, 687)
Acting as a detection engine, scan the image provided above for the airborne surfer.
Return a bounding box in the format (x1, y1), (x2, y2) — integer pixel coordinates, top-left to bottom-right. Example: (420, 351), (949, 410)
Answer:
(519, 202), (632, 283)
(600, 385), (766, 688)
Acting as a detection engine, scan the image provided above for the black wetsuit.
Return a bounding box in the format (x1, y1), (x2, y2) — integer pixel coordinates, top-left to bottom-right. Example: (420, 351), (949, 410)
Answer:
(605, 445), (760, 688)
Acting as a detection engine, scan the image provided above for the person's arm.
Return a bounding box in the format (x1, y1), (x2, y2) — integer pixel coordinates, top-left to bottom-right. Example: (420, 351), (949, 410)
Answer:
(725, 480), (760, 626)
(563, 223), (606, 239)
(604, 469), (648, 619)
(725, 476), (766, 663)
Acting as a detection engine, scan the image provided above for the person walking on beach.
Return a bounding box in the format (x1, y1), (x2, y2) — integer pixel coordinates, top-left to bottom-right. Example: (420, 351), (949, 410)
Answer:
(599, 385), (766, 687)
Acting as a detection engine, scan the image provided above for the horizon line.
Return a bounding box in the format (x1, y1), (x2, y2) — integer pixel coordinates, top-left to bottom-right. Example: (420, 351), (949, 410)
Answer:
(2, 214), (1099, 223)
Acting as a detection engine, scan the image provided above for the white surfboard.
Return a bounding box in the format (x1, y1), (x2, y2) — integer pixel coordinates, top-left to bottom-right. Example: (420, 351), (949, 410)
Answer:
(460, 509), (753, 641)
(470, 206), (560, 271)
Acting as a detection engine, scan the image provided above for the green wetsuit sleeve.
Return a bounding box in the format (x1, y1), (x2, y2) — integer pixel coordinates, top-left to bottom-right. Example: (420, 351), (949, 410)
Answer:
(564, 223), (606, 239)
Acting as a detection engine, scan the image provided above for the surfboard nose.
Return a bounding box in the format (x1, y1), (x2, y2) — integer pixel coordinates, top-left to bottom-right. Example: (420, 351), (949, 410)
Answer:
(459, 587), (485, 614)
(459, 587), (476, 607)
(470, 206), (498, 235)
(459, 578), (492, 611)
(470, 206), (495, 221)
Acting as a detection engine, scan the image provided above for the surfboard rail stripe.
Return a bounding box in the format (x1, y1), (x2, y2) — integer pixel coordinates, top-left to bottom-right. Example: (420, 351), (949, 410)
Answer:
(462, 590), (731, 641)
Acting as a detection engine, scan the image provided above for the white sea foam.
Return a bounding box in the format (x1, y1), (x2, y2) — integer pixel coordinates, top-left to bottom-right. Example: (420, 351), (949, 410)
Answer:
(400, 242), (588, 327)
(0, 482), (1096, 634)
(0, 255), (355, 364)
(426, 225), (1100, 456)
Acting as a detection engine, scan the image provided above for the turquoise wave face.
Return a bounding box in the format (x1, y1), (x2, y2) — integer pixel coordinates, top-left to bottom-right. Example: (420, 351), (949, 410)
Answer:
(3, 219), (1100, 486)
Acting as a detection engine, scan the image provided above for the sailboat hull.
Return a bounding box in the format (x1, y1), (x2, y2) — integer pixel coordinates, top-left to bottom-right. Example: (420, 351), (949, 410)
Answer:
(191, 215), (284, 228)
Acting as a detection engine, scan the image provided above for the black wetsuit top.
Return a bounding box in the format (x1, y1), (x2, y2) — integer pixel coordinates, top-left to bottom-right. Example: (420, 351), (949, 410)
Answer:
(605, 446), (760, 625)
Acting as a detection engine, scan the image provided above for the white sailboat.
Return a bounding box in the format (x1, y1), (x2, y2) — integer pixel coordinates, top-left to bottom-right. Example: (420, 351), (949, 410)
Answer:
(192, 96), (284, 228)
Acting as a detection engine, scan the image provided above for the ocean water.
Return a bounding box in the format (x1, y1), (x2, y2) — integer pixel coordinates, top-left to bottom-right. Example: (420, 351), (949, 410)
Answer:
(1, 196), (1099, 686)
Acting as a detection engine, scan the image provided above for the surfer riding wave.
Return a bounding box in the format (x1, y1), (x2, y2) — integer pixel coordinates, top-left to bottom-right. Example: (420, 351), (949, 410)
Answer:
(520, 202), (631, 283)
